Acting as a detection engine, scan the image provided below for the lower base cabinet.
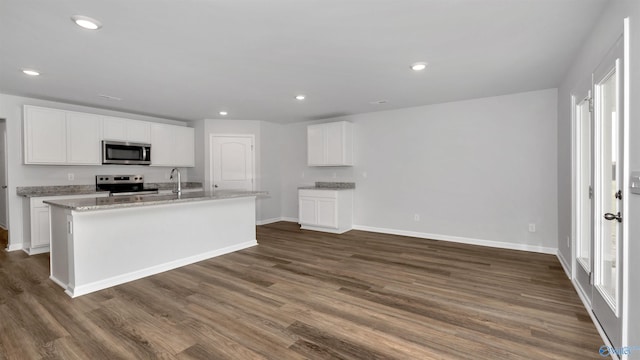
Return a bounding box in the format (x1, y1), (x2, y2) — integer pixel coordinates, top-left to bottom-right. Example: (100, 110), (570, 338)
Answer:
(298, 189), (353, 234)
(23, 193), (109, 255)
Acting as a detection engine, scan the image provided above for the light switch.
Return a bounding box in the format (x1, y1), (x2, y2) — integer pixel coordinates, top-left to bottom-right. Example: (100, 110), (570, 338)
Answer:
(631, 171), (640, 195)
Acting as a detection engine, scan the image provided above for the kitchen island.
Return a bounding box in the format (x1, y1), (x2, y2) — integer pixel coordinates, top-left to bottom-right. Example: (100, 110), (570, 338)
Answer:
(45, 190), (266, 297)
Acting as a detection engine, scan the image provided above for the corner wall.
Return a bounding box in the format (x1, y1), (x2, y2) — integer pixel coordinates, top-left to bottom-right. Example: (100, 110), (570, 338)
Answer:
(281, 89), (559, 252)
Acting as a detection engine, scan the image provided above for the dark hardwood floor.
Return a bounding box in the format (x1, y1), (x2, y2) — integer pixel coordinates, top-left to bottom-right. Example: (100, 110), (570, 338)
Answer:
(0, 222), (602, 359)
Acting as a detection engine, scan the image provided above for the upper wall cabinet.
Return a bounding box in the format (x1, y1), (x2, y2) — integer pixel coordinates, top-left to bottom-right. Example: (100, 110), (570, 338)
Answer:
(24, 105), (194, 167)
(66, 112), (102, 165)
(150, 123), (195, 167)
(307, 121), (353, 166)
(24, 106), (102, 165)
(103, 116), (151, 143)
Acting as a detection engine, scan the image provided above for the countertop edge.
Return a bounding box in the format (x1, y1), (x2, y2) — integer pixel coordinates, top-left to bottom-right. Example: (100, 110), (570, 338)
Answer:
(19, 190), (111, 198)
(298, 187), (355, 191)
(44, 191), (268, 211)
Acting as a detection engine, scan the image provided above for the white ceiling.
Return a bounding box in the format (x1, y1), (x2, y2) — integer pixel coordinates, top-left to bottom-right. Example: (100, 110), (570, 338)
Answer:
(0, 0), (608, 123)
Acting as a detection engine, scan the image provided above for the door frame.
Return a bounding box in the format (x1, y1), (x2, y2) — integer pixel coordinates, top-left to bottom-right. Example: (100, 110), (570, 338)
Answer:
(209, 133), (256, 192)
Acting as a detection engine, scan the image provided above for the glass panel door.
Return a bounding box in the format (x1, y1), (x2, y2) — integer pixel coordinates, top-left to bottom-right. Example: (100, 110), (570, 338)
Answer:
(591, 35), (623, 348)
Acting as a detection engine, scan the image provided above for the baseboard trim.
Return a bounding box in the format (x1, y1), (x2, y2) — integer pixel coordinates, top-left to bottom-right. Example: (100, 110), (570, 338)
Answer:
(5, 243), (23, 252)
(300, 224), (351, 234)
(352, 224), (558, 255)
(24, 246), (50, 255)
(65, 240), (258, 298)
(257, 217), (298, 225)
(556, 250), (572, 279)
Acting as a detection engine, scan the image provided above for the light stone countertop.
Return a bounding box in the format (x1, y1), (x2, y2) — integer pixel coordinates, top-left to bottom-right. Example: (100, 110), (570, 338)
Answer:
(17, 182), (203, 198)
(44, 190), (268, 211)
(17, 185), (110, 198)
(298, 181), (356, 191)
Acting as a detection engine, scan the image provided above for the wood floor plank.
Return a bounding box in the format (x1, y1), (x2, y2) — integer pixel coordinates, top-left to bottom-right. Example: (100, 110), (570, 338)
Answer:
(0, 222), (603, 359)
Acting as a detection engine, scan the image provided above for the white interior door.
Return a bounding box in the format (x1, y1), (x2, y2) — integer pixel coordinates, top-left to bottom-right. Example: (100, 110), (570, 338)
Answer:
(592, 36), (623, 348)
(211, 135), (254, 191)
(573, 85), (593, 302)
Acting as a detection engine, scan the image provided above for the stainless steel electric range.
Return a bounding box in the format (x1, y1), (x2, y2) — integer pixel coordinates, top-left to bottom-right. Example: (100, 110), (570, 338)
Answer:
(95, 175), (159, 196)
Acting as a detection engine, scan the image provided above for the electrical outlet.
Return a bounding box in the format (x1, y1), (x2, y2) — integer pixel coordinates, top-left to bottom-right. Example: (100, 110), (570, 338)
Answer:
(332, 172), (337, 179)
(301, 171), (305, 178)
(67, 173), (74, 181)
(414, 213), (420, 222)
(362, 172), (367, 178)
(528, 223), (536, 233)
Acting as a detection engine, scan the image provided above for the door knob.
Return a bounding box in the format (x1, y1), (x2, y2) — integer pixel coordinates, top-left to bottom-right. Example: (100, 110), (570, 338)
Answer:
(603, 212), (622, 222)
(214, 184), (218, 188)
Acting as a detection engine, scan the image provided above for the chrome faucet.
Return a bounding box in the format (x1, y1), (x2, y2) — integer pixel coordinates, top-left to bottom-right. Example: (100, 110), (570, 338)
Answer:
(170, 168), (181, 195)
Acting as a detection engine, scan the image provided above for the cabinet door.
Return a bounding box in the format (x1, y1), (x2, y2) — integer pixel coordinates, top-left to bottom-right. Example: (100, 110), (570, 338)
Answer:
(103, 116), (126, 141)
(299, 197), (317, 225)
(150, 123), (174, 166)
(31, 206), (51, 248)
(24, 106), (67, 164)
(67, 112), (102, 164)
(126, 120), (151, 143)
(316, 199), (337, 228)
(174, 126), (195, 167)
(325, 122), (344, 165)
(307, 125), (325, 165)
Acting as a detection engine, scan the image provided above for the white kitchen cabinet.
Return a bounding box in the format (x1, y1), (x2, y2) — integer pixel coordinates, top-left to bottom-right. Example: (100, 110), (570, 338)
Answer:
(174, 126), (195, 167)
(24, 106), (101, 165)
(307, 121), (353, 166)
(23, 106), (67, 164)
(150, 123), (195, 167)
(298, 189), (353, 234)
(103, 117), (151, 143)
(66, 111), (102, 164)
(22, 193), (109, 255)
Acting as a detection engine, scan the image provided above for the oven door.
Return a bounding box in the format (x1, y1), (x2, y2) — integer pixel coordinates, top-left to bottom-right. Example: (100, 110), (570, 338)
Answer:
(102, 141), (151, 165)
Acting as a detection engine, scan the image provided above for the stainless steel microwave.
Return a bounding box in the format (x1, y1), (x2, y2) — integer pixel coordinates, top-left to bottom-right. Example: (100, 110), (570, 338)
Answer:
(102, 140), (151, 165)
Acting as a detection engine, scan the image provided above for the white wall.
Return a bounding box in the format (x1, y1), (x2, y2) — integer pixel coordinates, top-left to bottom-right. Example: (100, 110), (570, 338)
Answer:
(281, 89), (558, 252)
(0, 93), (191, 250)
(557, 0), (640, 353)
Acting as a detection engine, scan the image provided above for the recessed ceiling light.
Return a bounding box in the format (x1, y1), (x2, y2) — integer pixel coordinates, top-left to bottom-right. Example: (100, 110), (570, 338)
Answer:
(22, 69), (40, 76)
(71, 15), (102, 30)
(219, 111), (228, 116)
(410, 62), (428, 71)
(295, 95), (306, 100)
(369, 100), (388, 105)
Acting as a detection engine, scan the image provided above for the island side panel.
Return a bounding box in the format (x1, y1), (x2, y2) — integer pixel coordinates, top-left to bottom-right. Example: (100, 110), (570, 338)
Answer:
(49, 207), (71, 288)
(63, 196), (257, 297)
